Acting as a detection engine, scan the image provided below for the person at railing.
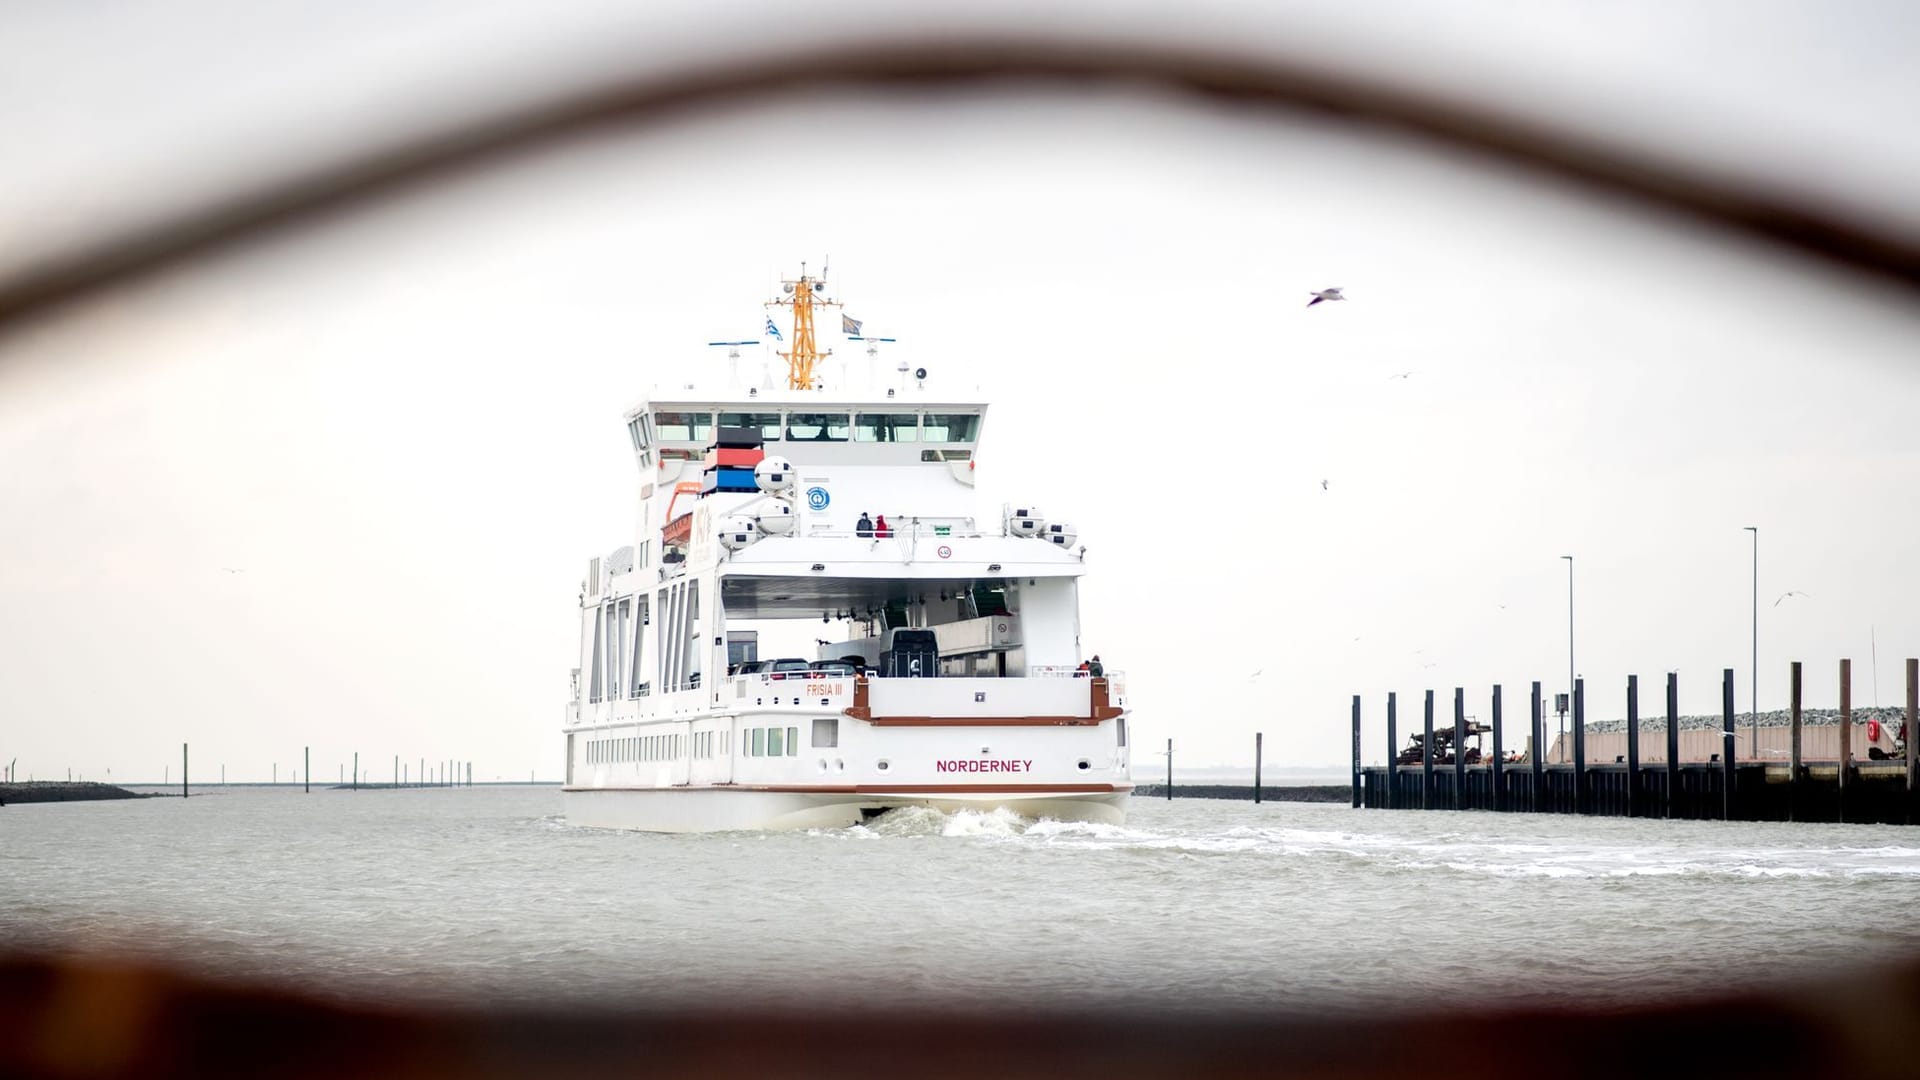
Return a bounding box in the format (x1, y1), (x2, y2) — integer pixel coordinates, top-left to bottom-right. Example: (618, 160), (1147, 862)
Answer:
(1076, 660), (1090, 677)
(1088, 655), (1104, 677)
(856, 512), (873, 538)
(875, 514), (892, 538)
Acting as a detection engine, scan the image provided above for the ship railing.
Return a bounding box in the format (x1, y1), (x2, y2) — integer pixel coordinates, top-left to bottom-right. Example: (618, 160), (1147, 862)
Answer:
(1031, 665), (1126, 681)
(731, 672), (859, 693)
(806, 528), (992, 540)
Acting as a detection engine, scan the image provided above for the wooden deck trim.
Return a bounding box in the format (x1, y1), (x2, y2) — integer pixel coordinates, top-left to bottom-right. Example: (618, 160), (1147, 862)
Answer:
(867, 716), (1100, 727)
(563, 783), (1133, 795)
(842, 675), (1125, 725)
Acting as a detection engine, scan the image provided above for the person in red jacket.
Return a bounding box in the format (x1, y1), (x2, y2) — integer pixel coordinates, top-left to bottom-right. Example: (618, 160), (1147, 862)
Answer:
(874, 514), (892, 538)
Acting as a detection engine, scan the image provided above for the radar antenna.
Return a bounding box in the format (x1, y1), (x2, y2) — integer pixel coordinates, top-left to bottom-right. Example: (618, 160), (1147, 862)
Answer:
(765, 262), (840, 389)
(707, 339), (759, 386)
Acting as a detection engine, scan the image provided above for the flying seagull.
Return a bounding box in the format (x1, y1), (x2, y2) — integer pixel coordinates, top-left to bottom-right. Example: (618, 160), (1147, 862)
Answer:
(220, 567), (246, 574)
(1320, 479), (1330, 491)
(1388, 371), (1417, 380)
(1307, 287), (1345, 308)
(1773, 590), (1810, 607)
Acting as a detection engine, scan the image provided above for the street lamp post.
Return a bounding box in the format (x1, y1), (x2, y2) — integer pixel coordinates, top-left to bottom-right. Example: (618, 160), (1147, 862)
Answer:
(1561, 555), (1575, 748)
(1745, 526), (1757, 756)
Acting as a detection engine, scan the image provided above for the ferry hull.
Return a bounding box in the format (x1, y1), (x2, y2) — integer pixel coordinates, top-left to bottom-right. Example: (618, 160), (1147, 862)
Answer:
(562, 786), (1130, 833)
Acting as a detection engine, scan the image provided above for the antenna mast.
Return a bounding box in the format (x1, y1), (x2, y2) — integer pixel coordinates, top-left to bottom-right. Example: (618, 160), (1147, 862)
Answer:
(766, 262), (839, 389)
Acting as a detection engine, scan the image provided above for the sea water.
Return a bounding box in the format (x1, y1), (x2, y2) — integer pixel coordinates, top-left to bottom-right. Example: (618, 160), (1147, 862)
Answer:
(4, 786), (1917, 1014)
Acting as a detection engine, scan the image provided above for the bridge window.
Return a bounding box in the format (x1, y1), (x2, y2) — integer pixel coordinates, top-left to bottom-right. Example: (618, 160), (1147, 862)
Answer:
(922, 413), (980, 442)
(720, 411), (783, 440)
(786, 726), (800, 756)
(787, 412), (849, 441)
(853, 413), (919, 442)
(653, 410), (712, 442)
(767, 726), (785, 756)
(812, 717), (838, 748)
(752, 728), (765, 757)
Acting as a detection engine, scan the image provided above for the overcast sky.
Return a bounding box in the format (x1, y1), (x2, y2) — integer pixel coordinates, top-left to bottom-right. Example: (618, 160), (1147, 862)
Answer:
(3, 2), (1917, 783)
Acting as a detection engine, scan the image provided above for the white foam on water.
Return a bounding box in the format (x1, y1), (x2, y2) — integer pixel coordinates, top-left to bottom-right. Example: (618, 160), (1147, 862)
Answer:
(1021, 818), (1162, 844)
(940, 806), (1030, 838)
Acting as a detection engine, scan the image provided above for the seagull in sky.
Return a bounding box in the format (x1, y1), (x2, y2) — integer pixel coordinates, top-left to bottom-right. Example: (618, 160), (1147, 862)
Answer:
(1388, 371), (1417, 380)
(220, 567), (245, 574)
(1248, 668), (1264, 681)
(1307, 287), (1345, 308)
(1773, 590), (1810, 607)
(1320, 479), (1330, 491)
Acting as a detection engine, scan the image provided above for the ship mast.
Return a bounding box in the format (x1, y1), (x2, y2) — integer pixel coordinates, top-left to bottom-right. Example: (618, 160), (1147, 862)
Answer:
(766, 263), (839, 389)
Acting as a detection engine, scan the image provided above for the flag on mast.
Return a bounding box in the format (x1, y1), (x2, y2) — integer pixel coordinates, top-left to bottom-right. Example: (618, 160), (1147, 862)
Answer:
(842, 313), (863, 335)
(764, 315), (783, 341)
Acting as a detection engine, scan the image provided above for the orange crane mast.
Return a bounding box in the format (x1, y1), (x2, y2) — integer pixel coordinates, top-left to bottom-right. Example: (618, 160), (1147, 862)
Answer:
(765, 264), (838, 389)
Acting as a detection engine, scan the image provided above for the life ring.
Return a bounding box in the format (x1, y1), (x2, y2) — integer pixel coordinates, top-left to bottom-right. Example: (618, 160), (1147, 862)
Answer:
(1867, 719), (1882, 742)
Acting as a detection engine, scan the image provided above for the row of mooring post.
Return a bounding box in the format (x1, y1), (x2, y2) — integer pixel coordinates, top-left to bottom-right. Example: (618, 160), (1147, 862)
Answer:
(156, 746), (474, 793)
(1357, 657), (1919, 822)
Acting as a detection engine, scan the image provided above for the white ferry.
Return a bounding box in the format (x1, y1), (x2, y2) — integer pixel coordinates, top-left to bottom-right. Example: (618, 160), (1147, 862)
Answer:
(562, 267), (1132, 831)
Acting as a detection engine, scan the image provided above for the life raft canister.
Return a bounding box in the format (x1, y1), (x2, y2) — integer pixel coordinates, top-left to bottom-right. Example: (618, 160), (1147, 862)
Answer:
(1867, 719), (1882, 742)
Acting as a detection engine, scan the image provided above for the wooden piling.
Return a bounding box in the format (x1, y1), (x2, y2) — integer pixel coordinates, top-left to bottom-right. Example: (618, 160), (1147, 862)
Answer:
(1453, 688), (1466, 810)
(304, 746), (310, 794)
(1165, 738), (1172, 801)
(1625, 675), (1639, 818)
(1572, 678), (1587, 814)
(1386, 692), (1398, 810)
(1530, 682), (1543, 811)
(1790, 661), (1803, 822)
(353, 752), (359, 792)
(1422, 689), (1435, 810)
(1839, 659), (1852, 821)
(1721, 668), (1736, 821)
(1351, 696), (1362, 809)
(1254, 733), (1263, 805)
(1907, 658), (1917, 822)
(181, 743), (188, 800)
(1665, 673), (1680, 819)
(1490, 685), (1504, 813)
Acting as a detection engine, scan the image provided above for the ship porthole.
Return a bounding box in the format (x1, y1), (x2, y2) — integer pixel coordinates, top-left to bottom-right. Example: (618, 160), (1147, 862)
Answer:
(816, 759), (828, 774)
(1077, 759), (1091, 771)
(877, 759), (890, 772)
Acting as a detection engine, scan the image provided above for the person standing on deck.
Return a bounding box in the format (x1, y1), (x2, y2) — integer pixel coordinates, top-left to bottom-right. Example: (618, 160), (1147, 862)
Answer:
(856, 512), (873, 538)
(1088, 655), (1104, 677)
(875, 514), (892, 538)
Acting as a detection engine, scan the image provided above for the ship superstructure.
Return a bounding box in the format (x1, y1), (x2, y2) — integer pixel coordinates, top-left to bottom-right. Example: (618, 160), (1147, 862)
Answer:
(563, 267), (1131, 831)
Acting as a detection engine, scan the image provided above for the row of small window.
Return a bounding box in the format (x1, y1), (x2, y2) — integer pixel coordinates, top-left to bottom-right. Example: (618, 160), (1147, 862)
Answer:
(589, 720), (838, 765)
(588, 734), (683, 765)
(746, 718), (840, 755)
(633, 410), (980, 447)
(587, 730), (732, 766)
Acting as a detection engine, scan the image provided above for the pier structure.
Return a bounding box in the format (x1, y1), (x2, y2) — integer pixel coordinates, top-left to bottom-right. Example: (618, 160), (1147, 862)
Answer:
(1352, 659), (1920, 824)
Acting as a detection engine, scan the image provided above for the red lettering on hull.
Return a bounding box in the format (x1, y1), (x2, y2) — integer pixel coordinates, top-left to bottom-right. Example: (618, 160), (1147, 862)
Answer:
(934, 760), (1036, 773)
